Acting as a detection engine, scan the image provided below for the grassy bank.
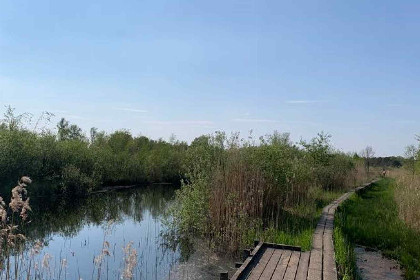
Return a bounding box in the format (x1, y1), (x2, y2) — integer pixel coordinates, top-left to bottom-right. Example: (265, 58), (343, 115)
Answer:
(335, 178), (420, 279)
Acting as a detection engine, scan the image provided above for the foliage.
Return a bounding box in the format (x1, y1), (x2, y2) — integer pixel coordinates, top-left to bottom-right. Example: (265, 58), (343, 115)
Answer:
(0, 109), (187, 195)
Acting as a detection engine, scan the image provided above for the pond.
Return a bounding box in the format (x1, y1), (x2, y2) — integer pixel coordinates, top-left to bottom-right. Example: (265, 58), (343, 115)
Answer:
(7, 184), (234, 280)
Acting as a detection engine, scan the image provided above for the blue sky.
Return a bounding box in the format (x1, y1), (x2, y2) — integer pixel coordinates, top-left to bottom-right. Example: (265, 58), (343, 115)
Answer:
(1, 0), (419, 156)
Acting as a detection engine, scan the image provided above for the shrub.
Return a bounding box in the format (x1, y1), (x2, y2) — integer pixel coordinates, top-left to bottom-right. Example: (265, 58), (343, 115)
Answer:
(61, 165), (96, 196)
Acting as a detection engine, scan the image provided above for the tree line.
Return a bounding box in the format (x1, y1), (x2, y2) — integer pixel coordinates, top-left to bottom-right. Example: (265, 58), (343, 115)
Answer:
(0, 107), (187, 196)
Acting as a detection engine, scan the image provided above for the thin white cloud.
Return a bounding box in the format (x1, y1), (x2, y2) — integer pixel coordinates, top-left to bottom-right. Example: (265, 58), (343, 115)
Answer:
(141, 120), (215, 128)
(114, 107), (148, 113)
(232, 118), (320, 126)
(64, 114), (85, 120)
(285, 100), (327, 104)
(232, 118), (281, 123)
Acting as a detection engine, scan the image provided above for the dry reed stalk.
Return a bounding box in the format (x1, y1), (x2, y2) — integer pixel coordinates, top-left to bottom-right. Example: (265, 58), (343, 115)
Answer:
(122, 242), (137, 279)
(392, 169), (420, 232)
(94, 220), (114, 280)
(0, 176), (32, 279)
(208, 151), (267, 251)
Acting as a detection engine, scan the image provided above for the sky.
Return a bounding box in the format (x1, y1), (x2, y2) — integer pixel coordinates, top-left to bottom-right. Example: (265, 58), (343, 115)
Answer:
(0, 0), (419, 156)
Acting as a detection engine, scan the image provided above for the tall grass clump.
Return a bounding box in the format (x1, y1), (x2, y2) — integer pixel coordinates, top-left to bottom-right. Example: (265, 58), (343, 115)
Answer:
(168, 131), (361, 254)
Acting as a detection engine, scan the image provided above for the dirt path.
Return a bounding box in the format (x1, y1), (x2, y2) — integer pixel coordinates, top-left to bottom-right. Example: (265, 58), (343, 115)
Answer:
(355, 246), (403, 280)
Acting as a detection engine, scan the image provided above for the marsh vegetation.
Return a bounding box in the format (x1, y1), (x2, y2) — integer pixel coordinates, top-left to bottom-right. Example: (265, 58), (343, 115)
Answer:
(0, 107), (418, 279)
(167, 131), (374, 255)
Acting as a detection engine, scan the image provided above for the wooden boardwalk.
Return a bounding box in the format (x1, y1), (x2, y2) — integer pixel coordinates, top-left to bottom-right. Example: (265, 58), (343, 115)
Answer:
(227, 181), (377, 280)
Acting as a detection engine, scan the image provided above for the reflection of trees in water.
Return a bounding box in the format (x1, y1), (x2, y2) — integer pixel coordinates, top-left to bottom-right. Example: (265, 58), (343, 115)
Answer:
(23, 184), (176, 241)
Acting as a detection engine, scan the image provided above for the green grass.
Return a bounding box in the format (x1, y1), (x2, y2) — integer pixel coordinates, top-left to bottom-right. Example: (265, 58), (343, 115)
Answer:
(334, 212), (358, 280)
(335, 178), (420, 279)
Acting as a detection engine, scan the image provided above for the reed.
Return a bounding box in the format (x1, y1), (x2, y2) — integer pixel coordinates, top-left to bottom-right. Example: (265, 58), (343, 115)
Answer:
(0, 176), (32, 279)
(391, 169), (420, 232)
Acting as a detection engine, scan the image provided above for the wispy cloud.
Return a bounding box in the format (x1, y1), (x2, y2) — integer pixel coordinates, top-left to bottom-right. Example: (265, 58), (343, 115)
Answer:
(114, 107), (148, 113)
(285, 100), (327, 104)
(63, 114), (85, 120)
(386, 103), (404, 107)
(232, 118), (320, 126)
(231, 118), (281, 123)
(141, 120), (215, 128)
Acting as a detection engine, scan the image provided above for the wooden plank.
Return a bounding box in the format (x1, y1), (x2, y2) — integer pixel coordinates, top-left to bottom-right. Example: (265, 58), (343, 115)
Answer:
(295, 252), (310, 280)
(323, 251), (337, 280)
(230, 242), (265, 280)
(271, 250), (292, 280)
(307, 249), (322, 280)
(323, 231), (334, 252)
(247, 248), (275, 280)
(282, 251), (300, 280)
(258, 249), (283, 280)
(306, 268), (322, 280)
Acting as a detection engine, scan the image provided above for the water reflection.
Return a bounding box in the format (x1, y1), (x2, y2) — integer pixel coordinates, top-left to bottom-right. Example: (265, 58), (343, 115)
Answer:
(3, 184), (237, 280)
(20, 185), (180, 280)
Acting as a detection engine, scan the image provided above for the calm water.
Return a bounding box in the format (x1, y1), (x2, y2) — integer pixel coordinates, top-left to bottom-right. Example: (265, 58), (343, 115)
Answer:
(20, 185), (180, 280)
(3, 184), (235, 279)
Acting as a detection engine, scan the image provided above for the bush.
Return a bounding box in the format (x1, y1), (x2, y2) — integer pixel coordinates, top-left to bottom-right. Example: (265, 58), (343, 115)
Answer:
(61, 165), (96, 196)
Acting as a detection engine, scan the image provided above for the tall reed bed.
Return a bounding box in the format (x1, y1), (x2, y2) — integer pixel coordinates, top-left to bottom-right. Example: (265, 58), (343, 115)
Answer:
(392, 169), (420, 232)
(168, 132), (364, 254)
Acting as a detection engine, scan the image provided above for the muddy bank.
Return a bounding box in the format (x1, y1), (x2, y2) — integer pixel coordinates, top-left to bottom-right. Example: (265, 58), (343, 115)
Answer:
(355, 246), (403, 280)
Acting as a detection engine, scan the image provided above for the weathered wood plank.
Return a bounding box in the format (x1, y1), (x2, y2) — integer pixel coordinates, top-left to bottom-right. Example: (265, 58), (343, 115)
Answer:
(247, 248), (275, 280)
(294, 251), (310, 280)
(282, 251), (300, 280)
(306, 268), (322, 280)
(230, 242), (265, 280)
(258, 249), (283, 280)
(307, 248), (322, 280)
(323, 251), (337, 280)
(271, 250), (292, 280)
